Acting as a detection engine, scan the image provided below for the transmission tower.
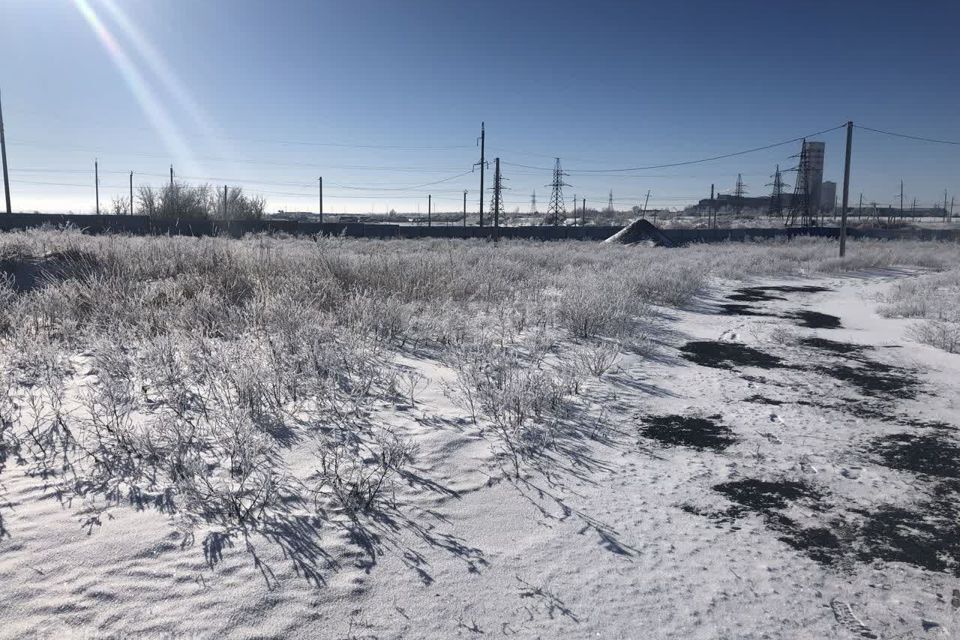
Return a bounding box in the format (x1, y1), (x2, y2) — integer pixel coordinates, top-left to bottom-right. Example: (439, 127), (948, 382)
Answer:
(489, 157), (507, 228)
(733, 174), (748, 215)
(607, 190), (614, 212)
(545, 157), (570, 226)
(530, 190), (538, 214)
(766, 165), (788, 218)
(785, 139), (814, 227)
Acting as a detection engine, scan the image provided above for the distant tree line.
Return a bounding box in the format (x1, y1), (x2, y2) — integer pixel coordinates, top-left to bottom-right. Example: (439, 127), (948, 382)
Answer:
(110, 181), (266, 220)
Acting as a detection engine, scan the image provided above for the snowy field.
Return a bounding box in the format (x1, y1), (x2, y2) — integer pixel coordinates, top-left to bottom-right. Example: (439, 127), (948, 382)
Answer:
(0, 231), (958, 639)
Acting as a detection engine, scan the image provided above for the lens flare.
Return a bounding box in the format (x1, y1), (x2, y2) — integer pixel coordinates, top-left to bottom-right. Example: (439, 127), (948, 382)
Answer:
(95, 0), (227, 156)
(71, 0), (201, 173)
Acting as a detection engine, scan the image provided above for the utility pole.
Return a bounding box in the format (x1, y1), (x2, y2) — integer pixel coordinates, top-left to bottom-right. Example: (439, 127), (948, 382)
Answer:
(95, 159), (100, 215)
(857, 192), (863, 221)
(223, 185), (228, 218)
(427, 194), (432, 227)
(318, 177), (323, 224)
(0, 88), (11, 214)
(546, 157), (569, 226)
(463, 189), (468, 227)
(899, 180), (904, 223)
(839, 120), (853, 257)
(944, 190), (949, 223)
(709, 184), (715, 228)
(643, 190), (651, 215)
(582, 198), (586, 226)
(170, 164), (174, 187)
(129, 171), (134, 215)
(474, 122), (486, 227)
(572, 194), (577, 225)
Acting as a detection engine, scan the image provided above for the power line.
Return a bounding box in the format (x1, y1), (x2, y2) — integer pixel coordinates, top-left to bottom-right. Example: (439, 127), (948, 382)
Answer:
(501, 124), (846, 173)
(855, 125), (960, 146)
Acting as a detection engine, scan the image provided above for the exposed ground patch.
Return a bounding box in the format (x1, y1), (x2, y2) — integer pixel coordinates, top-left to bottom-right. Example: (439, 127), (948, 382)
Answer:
(789, 310), (843, 329)
(743, 394), (784, 405)
(679, 341), (787, 370)
(727, 285), (832, 303)
(717, 304), (777, 317)
(816, 360), (919, 399)
(689, 473), (960, 576)
(799, 337), (871, 355)
(640, 415), (738, 451)
(713, 478), (825, 515)
(870, 432), (960, 479)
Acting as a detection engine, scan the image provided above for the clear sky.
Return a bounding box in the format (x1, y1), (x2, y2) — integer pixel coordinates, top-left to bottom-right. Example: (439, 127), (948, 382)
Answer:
(2, 0), (959, 214)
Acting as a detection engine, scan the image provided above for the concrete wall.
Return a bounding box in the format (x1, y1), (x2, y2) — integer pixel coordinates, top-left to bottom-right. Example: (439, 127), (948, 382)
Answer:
(0, 214), (956, 244)
(0, 214), (621, 241)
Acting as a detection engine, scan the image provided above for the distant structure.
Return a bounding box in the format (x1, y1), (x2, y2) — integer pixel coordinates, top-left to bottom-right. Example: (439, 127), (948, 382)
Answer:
(767, 165), (787, 217)
(607, 190), (614, 212)
(804, 141), (825, 214)
(530, 190), (538, 214)
(545, 158), (570, 226)
(820, 180), (837, 213)
(733, 174), (748, 214)
(786, 139), (822, 227)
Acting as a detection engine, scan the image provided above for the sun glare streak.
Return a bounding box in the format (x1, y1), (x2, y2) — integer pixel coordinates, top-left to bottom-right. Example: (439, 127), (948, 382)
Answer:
(95, 0), (230, 159)
(71, 0), (201, 174)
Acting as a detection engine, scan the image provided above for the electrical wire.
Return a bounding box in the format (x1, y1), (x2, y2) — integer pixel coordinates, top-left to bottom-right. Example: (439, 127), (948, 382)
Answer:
(501, 124), (847, 173)
(855, 125), (960, 146)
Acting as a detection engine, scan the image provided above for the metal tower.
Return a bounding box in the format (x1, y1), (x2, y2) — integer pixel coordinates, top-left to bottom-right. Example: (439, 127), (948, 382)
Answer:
(786, 139), (814, 227)
(490, 157), (506, 228)
(607, 190), (614, 212)
(545, 157), (570, 226)
(530, 190), (538, 215)
(766, 164), (788, 218)
(733, 174), (748, 215)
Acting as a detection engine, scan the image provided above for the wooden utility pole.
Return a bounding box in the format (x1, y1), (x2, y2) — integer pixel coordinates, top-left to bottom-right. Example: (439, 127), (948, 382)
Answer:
(427, 194), (432, 227)
(476, 122), (485, 227)
(318, 177), (323, 223)
(838, 120), (853, 257)
(582, 198), (586, 225)
(170, 164), (174, 187)
(573, 194), (577, 225)
(463, 189), (467, 227)
(223, 185), (228, 218)
(0, 88), (11, 214)
(129, 171), (134, 215)
(857, 193), (863, 220)
(944, 190), (949, 222)
(95, 159), (100, 215)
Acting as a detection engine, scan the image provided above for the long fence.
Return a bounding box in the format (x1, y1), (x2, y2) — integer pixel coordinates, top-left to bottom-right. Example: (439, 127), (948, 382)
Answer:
(0, 213), (957, 244)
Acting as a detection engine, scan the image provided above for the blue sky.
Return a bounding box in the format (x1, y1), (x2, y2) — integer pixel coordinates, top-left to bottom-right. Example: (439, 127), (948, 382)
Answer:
(2, 0), (959, 214)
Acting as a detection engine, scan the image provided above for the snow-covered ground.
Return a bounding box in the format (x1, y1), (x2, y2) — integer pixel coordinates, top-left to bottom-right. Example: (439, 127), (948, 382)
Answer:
(1, 271), (958, 639)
